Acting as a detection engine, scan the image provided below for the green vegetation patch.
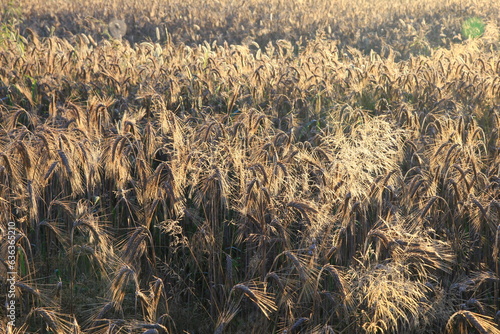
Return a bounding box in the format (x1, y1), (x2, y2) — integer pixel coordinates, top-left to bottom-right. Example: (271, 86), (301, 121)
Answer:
(461, 17), (486, 39)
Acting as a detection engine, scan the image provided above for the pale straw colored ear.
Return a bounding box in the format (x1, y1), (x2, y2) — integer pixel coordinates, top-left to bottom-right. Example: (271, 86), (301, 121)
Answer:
(109, 19), (127, 40)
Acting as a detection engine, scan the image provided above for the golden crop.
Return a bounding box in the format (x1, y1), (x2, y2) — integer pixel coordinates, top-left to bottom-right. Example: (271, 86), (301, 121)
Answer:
(0, 0), (500, 333)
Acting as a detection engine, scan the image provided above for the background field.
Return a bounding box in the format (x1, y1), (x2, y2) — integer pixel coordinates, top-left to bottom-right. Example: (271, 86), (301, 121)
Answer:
(1, 0), (500, 333)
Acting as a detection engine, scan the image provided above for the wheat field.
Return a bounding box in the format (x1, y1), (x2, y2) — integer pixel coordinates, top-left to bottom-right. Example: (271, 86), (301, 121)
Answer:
(1, 0), (500, 333)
